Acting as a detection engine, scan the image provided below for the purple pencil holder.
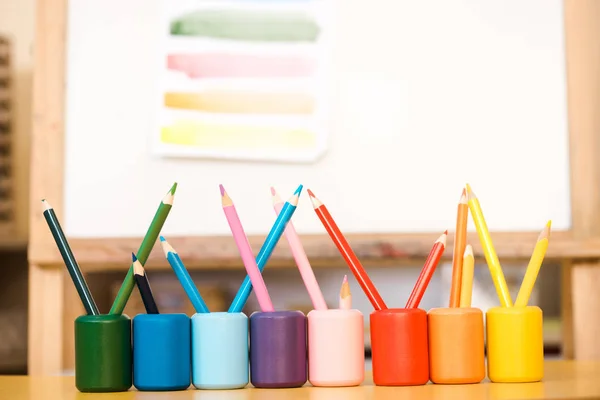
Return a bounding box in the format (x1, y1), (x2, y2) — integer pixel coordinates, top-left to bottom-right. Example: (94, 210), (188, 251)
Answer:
(249, 310), (307, 388)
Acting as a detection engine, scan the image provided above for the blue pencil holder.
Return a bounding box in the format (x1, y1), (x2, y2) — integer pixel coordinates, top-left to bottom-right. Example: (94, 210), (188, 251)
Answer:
(132, 313), (191, 391)
(191, 312), (249, 389)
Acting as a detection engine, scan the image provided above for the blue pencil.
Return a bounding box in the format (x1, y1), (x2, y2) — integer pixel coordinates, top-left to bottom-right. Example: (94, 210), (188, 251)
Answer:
(228, 184), (303, 313)
(160, 236), (210, 313)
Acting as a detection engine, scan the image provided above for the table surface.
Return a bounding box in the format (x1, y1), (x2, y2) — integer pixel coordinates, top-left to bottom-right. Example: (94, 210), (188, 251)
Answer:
(1, 361), (599, 400)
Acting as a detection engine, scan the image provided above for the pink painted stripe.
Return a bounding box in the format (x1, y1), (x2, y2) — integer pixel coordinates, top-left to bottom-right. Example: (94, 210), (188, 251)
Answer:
(167, 53), (315, 79)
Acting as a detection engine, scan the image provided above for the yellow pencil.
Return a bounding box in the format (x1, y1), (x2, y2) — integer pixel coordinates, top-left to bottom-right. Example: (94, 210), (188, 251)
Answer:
(459, 244), (475, 308)
(514, 221), (551, 307)
(465, 184), (513, 307)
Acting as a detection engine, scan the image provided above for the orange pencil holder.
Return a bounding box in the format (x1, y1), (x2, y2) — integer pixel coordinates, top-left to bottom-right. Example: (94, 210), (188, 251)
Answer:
(370, 308), (429, 386)
(427, 307), (485, 384)
(486, 306), (544, 383)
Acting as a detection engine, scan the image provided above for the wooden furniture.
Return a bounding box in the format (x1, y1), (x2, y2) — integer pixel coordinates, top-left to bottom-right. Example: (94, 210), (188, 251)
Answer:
(5, 361), (600, 399)
(28, 0), (600, 374)
(0, 36), (15, 237)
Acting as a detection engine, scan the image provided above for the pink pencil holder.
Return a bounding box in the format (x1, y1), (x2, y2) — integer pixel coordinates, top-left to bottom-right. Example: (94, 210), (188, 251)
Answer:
(307, 309), (365, 387)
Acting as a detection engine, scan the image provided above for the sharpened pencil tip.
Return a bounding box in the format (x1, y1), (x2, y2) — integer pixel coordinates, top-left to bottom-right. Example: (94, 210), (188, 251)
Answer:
(132, 253), (137, 262)
(219, 184), (225, 196)
(547, 220), (552, 228)
(307, 189), (315, 198)
(343, 274), (348, 284)
(41, 199), (52, 211)
(444, 230), (448, 235)
(294, 184), (303, 196)
(464, 244), (473, 257)
(159, 236), (165, 242)
(270, 187), (276, 196)
(169, 182), (178, 195)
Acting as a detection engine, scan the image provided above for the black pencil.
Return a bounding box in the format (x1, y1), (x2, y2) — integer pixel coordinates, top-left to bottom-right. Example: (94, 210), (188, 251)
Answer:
(132, 253), (159, 314)
(42, 199), (99, 315)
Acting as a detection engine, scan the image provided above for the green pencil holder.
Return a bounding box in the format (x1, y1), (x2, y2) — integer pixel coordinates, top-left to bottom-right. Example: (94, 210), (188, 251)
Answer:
(75, 314), (132, 392)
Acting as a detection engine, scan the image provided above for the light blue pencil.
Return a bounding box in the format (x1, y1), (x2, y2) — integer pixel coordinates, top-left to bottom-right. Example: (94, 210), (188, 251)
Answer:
(228, 184), (303, 313)
(160, 236), (210, 313)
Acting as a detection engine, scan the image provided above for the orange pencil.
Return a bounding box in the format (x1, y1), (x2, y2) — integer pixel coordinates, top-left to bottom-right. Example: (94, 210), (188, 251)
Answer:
(308, 189), (388, 311)
(449, 189), (468, 307)
(406, 231), (447, 309)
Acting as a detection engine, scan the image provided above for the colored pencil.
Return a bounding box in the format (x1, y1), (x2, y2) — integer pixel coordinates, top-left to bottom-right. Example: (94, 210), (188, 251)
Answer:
(406, 231), (447, 309)
(110, 182), (177, 315)
(515, 221), (551, 307)
(221, 185), (274, 312)
(228, 184), (303, 313)
(271, 187), (327, 310)
(132, 253), (159, 314)
(160, 236), (210, 313)
(307, 189), (388, 311)
(459, 245), (475, 308)
(42, 200), (99, 315)
(449, 189), (468, 307)
(339, 275), (351, 310)
(465, 184), (513, 307)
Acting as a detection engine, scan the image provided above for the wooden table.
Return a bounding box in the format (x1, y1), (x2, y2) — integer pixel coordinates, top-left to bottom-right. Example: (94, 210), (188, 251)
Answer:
(2, 361), (600, 400)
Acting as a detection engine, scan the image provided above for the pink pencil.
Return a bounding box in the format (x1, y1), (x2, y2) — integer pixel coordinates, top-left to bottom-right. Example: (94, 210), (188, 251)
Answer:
(271, 187), (327, 310)
(220, 184), (274, 312)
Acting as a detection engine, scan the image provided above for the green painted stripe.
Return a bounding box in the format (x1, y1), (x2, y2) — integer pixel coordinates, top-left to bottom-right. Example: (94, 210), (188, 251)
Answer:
(170, 10), (320, 42)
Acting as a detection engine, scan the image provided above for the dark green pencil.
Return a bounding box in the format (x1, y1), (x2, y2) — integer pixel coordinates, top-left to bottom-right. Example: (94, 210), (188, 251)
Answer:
(109, 182), (177, 315)
(42, 199), (99, 315)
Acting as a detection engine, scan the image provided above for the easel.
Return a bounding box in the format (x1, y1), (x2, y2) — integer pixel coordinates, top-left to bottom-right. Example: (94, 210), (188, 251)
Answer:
(28, 0), (600, 374)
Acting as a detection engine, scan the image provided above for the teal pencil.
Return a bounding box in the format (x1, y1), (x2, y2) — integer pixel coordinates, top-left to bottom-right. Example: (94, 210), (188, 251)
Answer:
(160, 236), (210, 313)
(228, 184), (302, 313)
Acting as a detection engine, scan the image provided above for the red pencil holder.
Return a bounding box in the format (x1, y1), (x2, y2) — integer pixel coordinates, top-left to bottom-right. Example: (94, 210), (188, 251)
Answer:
(370, 308), (429, 386)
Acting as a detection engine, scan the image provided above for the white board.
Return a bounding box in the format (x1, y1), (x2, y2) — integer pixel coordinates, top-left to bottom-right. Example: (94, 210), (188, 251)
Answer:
(63, 0), (570, 238)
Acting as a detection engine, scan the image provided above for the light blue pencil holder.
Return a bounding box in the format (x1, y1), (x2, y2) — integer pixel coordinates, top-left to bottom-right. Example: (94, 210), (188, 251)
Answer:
(191, 312), (249, 389)
(132, 314), (191, 391)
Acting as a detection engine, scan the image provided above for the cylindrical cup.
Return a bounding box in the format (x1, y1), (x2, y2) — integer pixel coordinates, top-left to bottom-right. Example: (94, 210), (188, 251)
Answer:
(427, 307), (485, 384)
(249, 310), (307, 388)
(191, 312), (249, 389)
(307, 309), (364, 387)
(132, 313), (191, 391)
(486, 306), (544, 383)
(74, 314), (132, 392)
(370, 308), (429, 386)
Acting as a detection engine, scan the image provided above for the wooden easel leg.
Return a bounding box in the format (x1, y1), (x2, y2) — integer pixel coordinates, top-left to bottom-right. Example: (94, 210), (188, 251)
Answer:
(28, 263), (63, 375)
(561, 261), (574, 359)
(572, 261), (600, 359)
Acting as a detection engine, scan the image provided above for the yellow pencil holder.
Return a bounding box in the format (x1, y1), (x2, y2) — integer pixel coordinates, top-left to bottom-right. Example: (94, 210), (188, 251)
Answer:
(486, 306), (543, 383)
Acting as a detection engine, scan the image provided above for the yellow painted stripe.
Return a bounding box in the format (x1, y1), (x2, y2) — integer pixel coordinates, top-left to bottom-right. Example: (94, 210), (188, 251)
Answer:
(164, 91), (314, 115)
(160, 120), (316, 149)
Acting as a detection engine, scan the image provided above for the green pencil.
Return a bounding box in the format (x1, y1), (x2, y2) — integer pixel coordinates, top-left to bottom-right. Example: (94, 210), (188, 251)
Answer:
(42, 199), (99, 315)
(109, 182), (177, 315)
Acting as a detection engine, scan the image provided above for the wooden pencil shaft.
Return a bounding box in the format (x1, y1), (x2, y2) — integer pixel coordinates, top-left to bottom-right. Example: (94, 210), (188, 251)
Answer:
(468, 197), (513, 307)
(459, 253), (475, 308)
(168, 252), (210, 313)
(406, 243), (443, 309)
(515, 239), (549, 307)
(135, 273), (159, 314)
(273, 197), (327, 310)
(449, 203), (468, 307)
(43, 209), (99, 315)
(316, 205), (387, 311)
(110, 203), (172, 314)
(228, 201), (296, 313)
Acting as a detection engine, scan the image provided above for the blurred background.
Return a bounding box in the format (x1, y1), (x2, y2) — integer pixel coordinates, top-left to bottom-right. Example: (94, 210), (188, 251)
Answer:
(0, 0), (571, 375)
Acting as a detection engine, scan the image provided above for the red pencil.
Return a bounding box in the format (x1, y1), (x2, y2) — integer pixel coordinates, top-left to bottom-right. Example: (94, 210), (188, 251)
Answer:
(308, 189), (388, 311)
(405, 231), (448, 309)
